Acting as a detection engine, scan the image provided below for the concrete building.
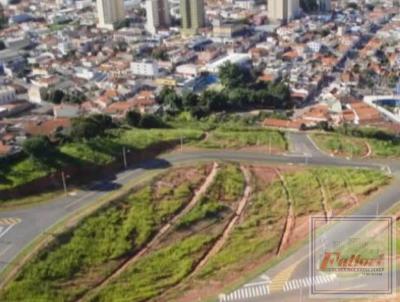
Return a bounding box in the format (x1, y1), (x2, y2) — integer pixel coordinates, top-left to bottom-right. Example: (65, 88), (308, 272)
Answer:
(268, 0), (299, 22)
(0, 86), (16, 105)
(131, 60), (159, 77)
(180, 0), (205, 35)
(319, 0), (331, 12)
(146, 0), (171, 34)
(96, 0), (125, 30)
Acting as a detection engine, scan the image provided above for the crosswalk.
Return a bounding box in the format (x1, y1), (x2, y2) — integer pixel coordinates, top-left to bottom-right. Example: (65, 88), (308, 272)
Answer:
(219, 284), (269, 301)
(283, 274), (336, 292)
(219, 274), (336, 301)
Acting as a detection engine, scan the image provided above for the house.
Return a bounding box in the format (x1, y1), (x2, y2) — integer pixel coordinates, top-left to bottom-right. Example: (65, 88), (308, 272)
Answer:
(53, 104), (81, 118)
(23, 118), (72, 137)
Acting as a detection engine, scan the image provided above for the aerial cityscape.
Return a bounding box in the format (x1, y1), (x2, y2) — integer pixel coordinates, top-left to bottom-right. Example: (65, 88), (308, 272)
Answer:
(0, 0), (399, 301)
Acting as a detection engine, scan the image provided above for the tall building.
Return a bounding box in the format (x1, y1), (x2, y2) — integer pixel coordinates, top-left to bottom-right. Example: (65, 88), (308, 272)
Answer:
(96, 0), (125, 30)
(319, 0), (331, 12)
(180, 0), (205, 35)
(268, 0), (299, 22)
(146, 0), (171, 34)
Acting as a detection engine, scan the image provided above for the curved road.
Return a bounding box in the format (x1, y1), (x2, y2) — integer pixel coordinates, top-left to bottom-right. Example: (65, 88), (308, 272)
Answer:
(0, 135), (399, 301)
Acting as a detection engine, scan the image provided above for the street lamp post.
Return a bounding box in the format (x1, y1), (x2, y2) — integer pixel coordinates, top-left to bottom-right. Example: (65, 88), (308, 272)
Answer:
(61, 171), (68, 195)
(122, 146), (128, 169)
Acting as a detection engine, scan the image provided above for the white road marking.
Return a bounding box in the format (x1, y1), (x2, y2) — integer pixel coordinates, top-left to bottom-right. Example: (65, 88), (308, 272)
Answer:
(283, 274), (337, 293)
(0, 225), (14, 239)
(64, 191), (97, 210)
(0, 244), (12, 258)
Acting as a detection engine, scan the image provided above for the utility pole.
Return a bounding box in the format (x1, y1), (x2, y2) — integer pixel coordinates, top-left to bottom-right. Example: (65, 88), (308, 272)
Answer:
(61, 171), (67, 195)
(122, 146), (127, 169)
(180, 135), (184, 152)
(269, 135), (272, 154)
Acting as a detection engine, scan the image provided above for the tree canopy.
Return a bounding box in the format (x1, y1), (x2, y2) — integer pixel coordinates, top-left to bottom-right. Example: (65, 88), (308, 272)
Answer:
(218, 62), (253, 89)
(23, 136), (53, 160)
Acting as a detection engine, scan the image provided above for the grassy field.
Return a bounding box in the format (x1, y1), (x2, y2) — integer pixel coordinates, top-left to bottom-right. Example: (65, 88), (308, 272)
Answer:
(0, 166), (209, 302)
(195, 128), (287, 151)
(311, 132), (400, 158)
(159, 166), (390, 302)
(311, 133), (367, 157)
(87, 163), (245, 302)
(177, 164), (244, 229)
(197, 179), (288, 280)
(0, 164), (390, 302)
(0, 129), (204, 191)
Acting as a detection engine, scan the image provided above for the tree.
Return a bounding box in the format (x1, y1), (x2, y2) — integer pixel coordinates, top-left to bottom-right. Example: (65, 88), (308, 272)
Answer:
(158, 87), (182, 114)
(182, 92), (199, 109)
(200, 90), (225, 112)
(70, 118), (100, 140)
(125, 110), (141, 127)
(23, 136), (53, 160)
(87, 114), (114, 132)
(151, 47), (169, 61)
(219, 62), (252, 89)
(139, 114), (166, 129)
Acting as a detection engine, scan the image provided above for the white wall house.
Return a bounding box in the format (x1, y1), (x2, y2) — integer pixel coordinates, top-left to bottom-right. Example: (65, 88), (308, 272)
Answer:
(0, 86), (16, 105)
(131, 60), (159, 77)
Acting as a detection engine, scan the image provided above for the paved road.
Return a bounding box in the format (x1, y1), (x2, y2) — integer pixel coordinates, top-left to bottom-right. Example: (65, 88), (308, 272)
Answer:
(0, 136), (398, 299)
(218, 134), (400, 302)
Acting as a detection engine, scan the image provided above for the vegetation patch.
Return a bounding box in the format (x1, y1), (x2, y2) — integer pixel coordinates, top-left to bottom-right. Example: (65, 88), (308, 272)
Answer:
(311, 127), (400, 158)
(0, 166), (209, 302)
(196, 128), (287, 151)
(0, 164), (389, 302)
(311, 133), (368, 157)
(0, 128), (203, 191)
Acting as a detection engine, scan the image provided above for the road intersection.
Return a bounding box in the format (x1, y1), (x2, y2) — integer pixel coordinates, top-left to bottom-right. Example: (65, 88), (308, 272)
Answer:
(0, 133), (398, 301)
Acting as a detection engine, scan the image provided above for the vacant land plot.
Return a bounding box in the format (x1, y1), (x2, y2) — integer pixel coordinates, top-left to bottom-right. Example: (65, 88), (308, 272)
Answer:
(158, 166), (390, 302)
(196, 128), (287, 152)
(311, 133), (400, 158)
(0, 165), (211, 302)
(89, 163), (246, 302)
(0, 129), (203, 191)
(0, 164), (390, 302)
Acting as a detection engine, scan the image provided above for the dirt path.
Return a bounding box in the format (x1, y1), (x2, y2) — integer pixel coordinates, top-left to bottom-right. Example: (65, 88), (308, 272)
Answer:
(362, 141), (372, 158)
(315, 174), (332, 220)
(188, 165), (253, 277)
(275, 168), (295, 255)
(76, 162), (220, 302)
